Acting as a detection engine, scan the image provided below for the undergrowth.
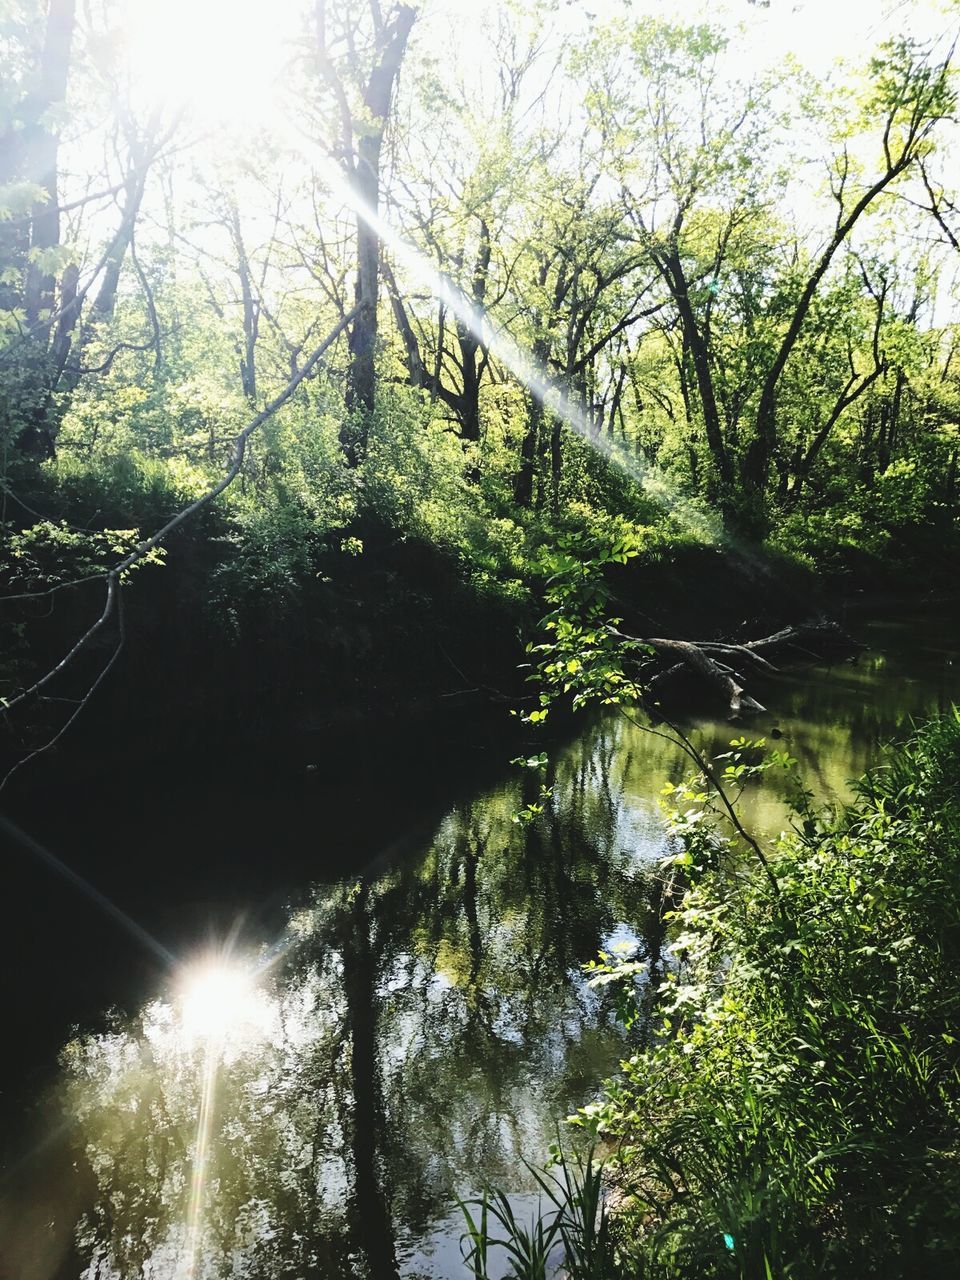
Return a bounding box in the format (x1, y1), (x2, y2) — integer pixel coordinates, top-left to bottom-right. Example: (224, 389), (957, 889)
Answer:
(461, 712), (960, 1278)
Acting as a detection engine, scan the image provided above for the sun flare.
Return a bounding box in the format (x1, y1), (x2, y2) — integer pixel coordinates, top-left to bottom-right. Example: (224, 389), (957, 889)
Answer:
(177, 956), (268, 1046)
(122, 0), (294, 123)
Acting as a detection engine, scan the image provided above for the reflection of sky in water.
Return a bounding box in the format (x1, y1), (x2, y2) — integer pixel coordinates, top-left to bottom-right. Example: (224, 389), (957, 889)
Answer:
(397, 1192), (565, 1280)
(601, 922), (645, 953)
(1, 613), (957, 1278)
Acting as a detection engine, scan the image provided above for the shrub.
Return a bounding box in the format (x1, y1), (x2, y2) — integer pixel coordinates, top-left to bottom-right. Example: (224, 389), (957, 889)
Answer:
(464, 714), (960, 1278)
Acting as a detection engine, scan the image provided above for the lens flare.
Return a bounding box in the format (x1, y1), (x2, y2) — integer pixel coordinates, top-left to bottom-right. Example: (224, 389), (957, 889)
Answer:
(289, 138), (795, 590)
(179, 960), (260, 1045)
(175, 954), (270, 1277)
(122, 0), (293, 123)
(294, 140), (724, 548)
(183, 1042), (219, 1279)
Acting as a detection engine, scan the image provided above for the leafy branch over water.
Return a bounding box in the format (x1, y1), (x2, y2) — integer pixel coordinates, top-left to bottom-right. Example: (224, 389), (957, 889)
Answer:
(480, 539), (960, 1276)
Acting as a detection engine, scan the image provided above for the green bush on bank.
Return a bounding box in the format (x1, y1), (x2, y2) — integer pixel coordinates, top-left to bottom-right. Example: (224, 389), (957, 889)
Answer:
(464, 714), (960, 1278)
(6, 377), (689, 658)
(4, 383), (698, 759)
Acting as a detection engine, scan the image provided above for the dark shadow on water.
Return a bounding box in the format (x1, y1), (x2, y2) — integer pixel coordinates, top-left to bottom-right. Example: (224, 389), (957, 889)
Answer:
(0, 608), (957, 1277)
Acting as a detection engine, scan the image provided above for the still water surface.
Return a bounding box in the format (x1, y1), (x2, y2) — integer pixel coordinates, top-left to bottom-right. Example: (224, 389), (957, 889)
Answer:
(0, 611), (956, 1278)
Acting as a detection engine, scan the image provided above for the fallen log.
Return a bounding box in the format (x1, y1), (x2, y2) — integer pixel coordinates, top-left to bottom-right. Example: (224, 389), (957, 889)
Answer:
(610, 619), (861, 719)
(642, 637), (768, 716)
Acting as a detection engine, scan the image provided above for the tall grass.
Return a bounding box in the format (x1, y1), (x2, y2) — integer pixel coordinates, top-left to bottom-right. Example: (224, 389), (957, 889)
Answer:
(459, 1148), (613, 1280)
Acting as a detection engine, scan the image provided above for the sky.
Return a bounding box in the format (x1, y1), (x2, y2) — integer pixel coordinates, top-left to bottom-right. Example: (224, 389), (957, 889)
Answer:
(81, 0), (959, 328)
(424, 0), (953, 82)
(655, 0), (949, 76)
(118, 0), (955, 129)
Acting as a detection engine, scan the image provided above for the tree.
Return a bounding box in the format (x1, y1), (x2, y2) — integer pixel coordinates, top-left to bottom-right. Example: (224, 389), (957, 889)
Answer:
(385, 11), (552, 456)
(0, 0), (77, 455)
(314, 0), (416, 465)
(583, 20), (955, 532)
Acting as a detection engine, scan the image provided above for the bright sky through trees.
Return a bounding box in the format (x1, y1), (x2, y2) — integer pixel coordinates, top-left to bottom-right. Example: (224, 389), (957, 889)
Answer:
(114, 0), (958, 310)
(122, 0), (294, 121)
(118, 0), (952, 124)
(4, 7), (960, 1266)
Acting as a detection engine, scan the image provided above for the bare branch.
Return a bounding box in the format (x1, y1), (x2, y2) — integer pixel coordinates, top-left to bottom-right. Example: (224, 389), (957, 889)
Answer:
(1, 306), (361, 776)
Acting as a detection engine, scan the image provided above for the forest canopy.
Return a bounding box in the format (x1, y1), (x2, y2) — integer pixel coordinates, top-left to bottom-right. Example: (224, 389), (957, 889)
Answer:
(1, 0), (958, 780)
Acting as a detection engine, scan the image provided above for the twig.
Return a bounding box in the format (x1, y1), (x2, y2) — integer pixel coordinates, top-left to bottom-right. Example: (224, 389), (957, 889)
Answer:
(1, 306), (361, 782)
(618, 706), (787, 919)
(0, 587), (126, 794)
(3, 572), (119, 715)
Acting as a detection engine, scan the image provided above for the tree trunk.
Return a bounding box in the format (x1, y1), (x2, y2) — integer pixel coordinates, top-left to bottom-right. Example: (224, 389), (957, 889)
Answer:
(455, 217), (491, 443)
(89, 164), (151, 325)
(662, 248), (733, 496)
(23, 0), (76, 330)
(513, 338), (549, 507)
(549, 416), (562, 512)
(341, 4), (416, 466)
(630, 620), (861, 717)
(224, 201), (259, 404)
(513, 392), (541, 508)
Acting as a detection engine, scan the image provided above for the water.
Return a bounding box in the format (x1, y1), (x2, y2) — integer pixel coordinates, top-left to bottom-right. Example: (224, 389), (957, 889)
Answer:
(0, 610), (956, 1279)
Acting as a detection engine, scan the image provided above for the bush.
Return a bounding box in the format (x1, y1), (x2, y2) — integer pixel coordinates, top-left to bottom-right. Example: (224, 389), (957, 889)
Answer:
(464, 714), (960, 1278)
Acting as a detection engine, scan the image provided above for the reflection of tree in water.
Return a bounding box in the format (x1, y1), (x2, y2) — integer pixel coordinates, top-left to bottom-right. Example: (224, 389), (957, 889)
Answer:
(45, 725), (660, 1277)
(36, 620), (960, 1276)
(342, 878), (400, 1280)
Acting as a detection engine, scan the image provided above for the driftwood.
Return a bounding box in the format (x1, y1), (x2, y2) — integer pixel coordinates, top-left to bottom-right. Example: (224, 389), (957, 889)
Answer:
(612, 620), (859, 719)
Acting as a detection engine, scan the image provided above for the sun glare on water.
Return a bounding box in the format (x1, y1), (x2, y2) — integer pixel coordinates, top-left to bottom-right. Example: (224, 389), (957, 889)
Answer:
(171, 953), (277, 1276)
(177, 955), (271, 1047)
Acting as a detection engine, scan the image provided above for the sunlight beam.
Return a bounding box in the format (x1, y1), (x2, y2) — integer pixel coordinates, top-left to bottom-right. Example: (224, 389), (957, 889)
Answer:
(0, 812), (175, 967)
(182, 1043), (219, 1280)
(296, 140), (725, 548)
(175, 954), (269, 1279)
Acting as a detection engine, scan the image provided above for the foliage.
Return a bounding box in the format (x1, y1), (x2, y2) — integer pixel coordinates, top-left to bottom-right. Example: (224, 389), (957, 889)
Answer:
(2, 0), (960, 769)
(2, 518), (164, 589)
(518, 528), (648, 724)
(465, 714), (960, 1277)
(460, 1147), (615, 1280)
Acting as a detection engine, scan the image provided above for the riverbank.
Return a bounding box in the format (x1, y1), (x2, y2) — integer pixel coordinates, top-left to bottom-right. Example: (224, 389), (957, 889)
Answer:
(3, 489), (958, 803)
(463, 713), (960, 1278)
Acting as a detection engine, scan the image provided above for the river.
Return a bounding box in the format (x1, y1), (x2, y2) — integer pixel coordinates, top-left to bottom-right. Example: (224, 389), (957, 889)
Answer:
(0, 609), (956, 1278)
